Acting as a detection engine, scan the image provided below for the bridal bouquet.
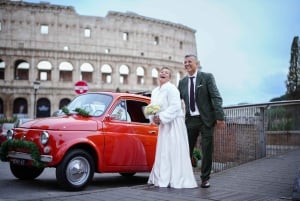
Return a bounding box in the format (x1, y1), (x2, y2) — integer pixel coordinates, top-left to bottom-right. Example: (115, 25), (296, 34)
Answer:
(144, 104), (160, 115)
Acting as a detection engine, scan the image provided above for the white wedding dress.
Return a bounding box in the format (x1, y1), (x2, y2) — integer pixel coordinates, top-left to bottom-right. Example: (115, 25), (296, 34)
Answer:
(147, 82), (198, 188)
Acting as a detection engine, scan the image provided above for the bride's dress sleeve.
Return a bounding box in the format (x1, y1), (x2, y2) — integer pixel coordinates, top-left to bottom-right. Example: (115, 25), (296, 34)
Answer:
(159, 84), (182, 124)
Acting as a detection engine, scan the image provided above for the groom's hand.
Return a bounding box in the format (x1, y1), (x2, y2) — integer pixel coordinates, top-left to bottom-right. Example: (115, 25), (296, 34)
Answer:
(216, 120), (226, 129)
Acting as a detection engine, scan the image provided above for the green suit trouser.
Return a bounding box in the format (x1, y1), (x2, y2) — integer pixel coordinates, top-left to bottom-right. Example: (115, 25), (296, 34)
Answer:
(185, 115), (214, 182)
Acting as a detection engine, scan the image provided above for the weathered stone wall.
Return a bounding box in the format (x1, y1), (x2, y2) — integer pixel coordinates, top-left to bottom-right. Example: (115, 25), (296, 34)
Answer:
(0, 0), (197, 118)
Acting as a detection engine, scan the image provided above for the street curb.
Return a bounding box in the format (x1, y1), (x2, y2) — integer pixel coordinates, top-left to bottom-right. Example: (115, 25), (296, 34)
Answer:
(292, 167), (300, 201)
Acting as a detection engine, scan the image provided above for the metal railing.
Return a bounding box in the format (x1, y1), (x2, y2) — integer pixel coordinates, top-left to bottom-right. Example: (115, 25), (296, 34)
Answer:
(195, 100), (300, 173)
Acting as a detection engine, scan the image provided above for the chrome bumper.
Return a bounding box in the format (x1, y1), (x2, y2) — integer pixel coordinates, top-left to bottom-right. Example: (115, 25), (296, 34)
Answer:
(8, 151), (53, 163)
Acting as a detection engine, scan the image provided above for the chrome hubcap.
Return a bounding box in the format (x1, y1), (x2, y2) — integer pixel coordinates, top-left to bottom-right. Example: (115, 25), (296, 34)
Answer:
(66, 156), (90, 185)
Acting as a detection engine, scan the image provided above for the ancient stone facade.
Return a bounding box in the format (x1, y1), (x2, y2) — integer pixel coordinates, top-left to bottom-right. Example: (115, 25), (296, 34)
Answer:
(0, 0), (197, 118)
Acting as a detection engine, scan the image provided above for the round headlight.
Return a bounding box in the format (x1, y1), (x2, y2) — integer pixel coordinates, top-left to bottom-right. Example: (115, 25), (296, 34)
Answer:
(6, 129), (14, 140)
(40, 131), (49, 145)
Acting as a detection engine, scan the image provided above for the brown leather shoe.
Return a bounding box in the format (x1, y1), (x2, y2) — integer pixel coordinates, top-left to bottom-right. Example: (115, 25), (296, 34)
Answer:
(201, 180), (210, 188)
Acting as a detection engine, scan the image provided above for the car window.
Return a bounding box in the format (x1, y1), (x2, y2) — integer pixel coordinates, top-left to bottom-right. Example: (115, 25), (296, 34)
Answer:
(110, 99), (149, 123)
(111, 100), (131, 121)
(126, 100), (150, 123)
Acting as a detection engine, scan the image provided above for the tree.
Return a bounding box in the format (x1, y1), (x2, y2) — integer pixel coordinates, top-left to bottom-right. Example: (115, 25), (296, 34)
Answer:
(285, 36), (300, 99)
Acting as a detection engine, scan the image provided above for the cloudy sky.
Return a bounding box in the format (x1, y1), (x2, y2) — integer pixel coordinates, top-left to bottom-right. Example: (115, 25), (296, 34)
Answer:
(26, 0), (300, 106)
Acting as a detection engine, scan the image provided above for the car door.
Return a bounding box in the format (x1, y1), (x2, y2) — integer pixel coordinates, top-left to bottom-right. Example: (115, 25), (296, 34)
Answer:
(102, 99), (158, 170)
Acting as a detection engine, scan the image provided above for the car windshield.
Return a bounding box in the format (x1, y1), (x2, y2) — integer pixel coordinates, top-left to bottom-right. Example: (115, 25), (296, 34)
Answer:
(66, 93), (113, 117)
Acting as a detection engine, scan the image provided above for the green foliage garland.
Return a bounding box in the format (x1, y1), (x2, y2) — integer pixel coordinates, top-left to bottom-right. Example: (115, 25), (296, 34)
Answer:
(62, 106), (70, 115)
(75, 108), (90, 117)
(0, 140), (44, 167)
(62, 106), (90, 117)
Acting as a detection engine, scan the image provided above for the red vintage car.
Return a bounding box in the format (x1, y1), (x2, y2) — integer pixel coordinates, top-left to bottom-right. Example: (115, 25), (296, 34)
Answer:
(0, 92), (158, 191)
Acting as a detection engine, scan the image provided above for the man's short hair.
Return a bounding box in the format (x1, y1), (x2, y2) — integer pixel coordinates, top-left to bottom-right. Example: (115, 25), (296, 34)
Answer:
(184, 54), (198, 59)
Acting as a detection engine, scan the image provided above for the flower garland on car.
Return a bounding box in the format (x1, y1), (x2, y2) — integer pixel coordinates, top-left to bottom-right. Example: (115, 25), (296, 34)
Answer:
(0, 139), (44, 168)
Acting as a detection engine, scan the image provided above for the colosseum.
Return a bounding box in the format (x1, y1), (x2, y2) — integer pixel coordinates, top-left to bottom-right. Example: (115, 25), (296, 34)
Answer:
(0, 0), (197, 119)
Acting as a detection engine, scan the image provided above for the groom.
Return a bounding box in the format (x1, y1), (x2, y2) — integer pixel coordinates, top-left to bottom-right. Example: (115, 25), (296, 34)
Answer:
(178, 54), (225, 188)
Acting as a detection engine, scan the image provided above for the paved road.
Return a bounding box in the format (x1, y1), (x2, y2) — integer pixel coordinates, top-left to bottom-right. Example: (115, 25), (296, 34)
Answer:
(1, 149), (300, 201)
(0, 162), (150, 201)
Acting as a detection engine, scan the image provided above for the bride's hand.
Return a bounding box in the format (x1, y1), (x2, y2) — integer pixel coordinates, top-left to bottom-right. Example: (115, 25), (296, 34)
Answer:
(153, 115), (160, 125)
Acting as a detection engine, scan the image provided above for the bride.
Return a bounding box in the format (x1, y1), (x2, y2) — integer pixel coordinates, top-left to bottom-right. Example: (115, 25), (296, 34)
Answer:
(147, 67), (198, 189)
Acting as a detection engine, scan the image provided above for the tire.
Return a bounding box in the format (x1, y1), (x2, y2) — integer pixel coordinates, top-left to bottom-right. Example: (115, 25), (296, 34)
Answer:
(56, 149), (95, 191)
(119, 172), (136, 177)
(10, 163), (44, 180)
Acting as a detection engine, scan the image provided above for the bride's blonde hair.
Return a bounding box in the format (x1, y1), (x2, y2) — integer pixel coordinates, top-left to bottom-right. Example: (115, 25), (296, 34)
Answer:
(160, 67), (172, 78)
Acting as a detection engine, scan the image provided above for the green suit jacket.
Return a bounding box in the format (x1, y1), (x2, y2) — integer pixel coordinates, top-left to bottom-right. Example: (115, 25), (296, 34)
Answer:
(178, 71), (225, 128)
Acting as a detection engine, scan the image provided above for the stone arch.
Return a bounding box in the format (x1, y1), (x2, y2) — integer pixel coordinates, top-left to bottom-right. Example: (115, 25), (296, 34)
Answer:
(119, 64), (129, 84)
(176, 71), (185, 86)
(37, 97), (51, 118)
(80, 62), (94, 82)
(14, 59), (30, 80)
(13, 97), (28, 118)
(0, 59), (5, 80)
(37, 60), (52, 81)
(59, 61), (73, 82)
(101, 64), (112, 84)
(151, 68), (159, 85)
(59, 98), (71, 109)
(136, 66), (145, 85)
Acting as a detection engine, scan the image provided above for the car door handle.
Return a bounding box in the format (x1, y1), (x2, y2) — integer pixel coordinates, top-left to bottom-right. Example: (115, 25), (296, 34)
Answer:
(148, 130), (157, 134)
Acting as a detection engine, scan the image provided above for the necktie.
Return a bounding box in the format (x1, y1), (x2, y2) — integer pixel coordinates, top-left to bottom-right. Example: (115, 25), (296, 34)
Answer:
(189, 76), (195, 112)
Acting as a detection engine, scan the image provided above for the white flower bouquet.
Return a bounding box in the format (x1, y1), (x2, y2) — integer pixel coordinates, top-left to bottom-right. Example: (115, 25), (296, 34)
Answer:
(144, 104), (160, 115)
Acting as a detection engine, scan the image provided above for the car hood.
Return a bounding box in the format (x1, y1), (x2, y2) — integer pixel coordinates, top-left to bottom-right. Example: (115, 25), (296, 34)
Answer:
(20, 115), (98, 131)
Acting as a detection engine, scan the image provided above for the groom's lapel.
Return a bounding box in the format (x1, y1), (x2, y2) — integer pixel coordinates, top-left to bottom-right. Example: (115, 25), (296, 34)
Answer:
(183, 76), (189, 91)
(195, 72), (203, 97)
(182, 77), (189, 102)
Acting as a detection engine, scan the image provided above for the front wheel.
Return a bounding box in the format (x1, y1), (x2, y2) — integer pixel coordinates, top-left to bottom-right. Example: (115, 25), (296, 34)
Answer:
(10, 163), (44, 180)
(56, 149), (95, 191)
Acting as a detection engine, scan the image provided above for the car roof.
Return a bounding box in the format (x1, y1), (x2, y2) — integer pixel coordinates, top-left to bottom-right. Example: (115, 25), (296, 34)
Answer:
(84, 91), (151, 100)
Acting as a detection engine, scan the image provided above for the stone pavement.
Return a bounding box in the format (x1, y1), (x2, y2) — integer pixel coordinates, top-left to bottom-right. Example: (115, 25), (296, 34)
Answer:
(18, 149), (300, 201)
